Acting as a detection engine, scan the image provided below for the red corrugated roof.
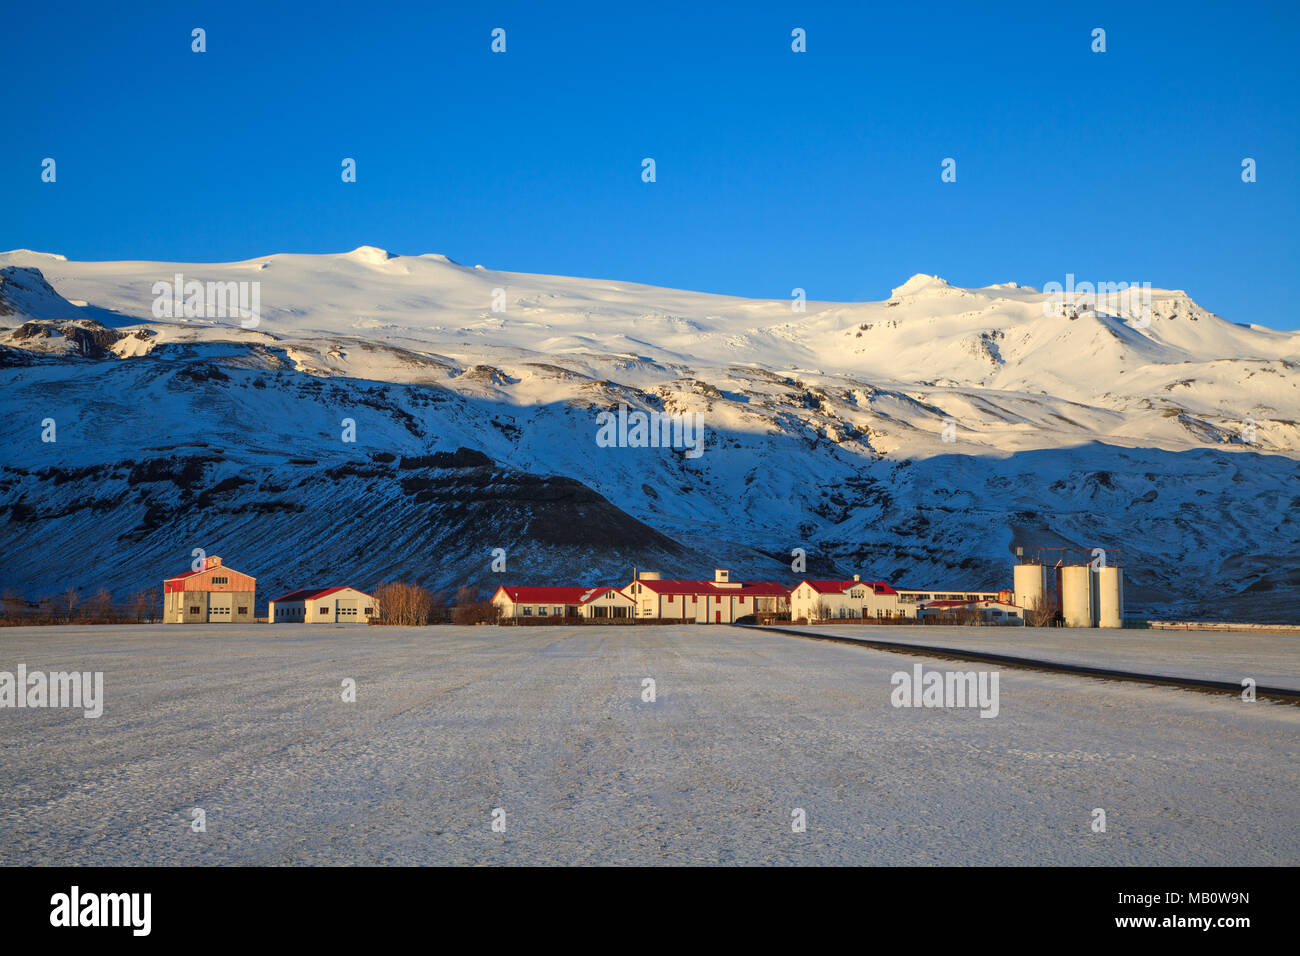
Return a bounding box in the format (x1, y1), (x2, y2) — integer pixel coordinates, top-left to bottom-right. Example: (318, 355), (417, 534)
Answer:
(631, 579), (791, 597)
(634, 579), (726, 595)
(798, 579), (896, 595)
(163, 568), (204, 582)
(271, 586), (355, 603)
(495, 586), (590, 604)
(578, 587), (635, 605)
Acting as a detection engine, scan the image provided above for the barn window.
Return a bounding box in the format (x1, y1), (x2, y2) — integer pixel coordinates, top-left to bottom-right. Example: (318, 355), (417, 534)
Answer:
(237, 607), (247, 614)
(212, 576), (228, 585)
(364, 607), (373, 614)
(319, 606), (329, 614)
(189, 606), (199, 615)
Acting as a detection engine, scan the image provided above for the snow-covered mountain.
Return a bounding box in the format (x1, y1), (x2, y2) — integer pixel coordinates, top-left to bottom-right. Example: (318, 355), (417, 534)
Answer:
(2, 248), (1297, 620)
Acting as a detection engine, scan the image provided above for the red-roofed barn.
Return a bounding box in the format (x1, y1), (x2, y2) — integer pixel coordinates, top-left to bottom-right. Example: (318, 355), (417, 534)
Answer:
(163, 556), (256, 624)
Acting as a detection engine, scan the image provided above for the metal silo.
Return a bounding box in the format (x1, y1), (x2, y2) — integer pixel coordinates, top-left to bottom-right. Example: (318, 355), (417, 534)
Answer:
(1013, 563), (1047, 618)
(1059, 565), (1095, 628)
(1097, 566), (1124, 628)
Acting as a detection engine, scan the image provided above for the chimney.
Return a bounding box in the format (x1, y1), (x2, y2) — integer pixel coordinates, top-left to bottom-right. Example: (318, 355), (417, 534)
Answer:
(205, 556), (222, 569)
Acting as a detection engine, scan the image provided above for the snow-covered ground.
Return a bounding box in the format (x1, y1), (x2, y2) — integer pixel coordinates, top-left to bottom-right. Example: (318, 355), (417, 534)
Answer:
(775, 624), (1300, 691)
(2, 625), (1296, 865)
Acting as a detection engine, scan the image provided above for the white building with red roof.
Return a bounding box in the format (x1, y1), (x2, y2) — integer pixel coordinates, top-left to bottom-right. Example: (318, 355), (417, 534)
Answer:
(790, 576), (902, 622)
(491, 585), (590, 620)
(623, 569), (789, 623)
(916, 597), (1024, 625)
(577, 587), (637, 619)
(269, 586), (378, 624)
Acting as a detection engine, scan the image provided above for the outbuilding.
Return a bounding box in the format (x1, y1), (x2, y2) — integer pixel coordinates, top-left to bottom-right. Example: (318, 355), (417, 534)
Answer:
(491, 586), (589, 620)
(163, 556), (256, 624)
(269, 587), (379, 624)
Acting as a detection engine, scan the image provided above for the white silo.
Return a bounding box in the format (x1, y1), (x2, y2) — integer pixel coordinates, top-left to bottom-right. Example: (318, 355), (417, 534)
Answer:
(1097, 566), (1124, 628)
(1059, 565), (1095, 628)
(1013, 563), (1047, 618)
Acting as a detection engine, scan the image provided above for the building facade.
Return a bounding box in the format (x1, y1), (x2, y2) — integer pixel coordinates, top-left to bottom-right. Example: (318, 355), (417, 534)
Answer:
(269, 586), (379, 624)
(623, 570), (788, 623)
(790, 577), (900, 620)
(492, 586), (589, 620)
(917, 598), (1024, 624)
(163, 556), (256, 624)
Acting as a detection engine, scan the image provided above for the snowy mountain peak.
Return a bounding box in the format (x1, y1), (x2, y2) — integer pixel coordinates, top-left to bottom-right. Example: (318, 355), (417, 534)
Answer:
(0, 249), (68, 263)
(891, 273), (954, 297)
(344, 245), (396, 264)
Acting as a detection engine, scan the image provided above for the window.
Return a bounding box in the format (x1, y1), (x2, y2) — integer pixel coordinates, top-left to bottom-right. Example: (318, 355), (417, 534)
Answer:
(189, 606), (200, 615)
(539, 606), (549, 616)
(364, 607), (373, 615)
(212, 576), (228, 585)
(319, 606), (329, 614)
(523, 606), (533, 616)
(237, 606), (247, 614)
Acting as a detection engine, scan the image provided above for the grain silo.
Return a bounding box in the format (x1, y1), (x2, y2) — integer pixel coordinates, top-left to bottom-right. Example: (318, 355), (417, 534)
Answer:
(1013, 563), (1047, 617)
(1058, 564), (1095, 628)
(1096, 566), (1124, 628)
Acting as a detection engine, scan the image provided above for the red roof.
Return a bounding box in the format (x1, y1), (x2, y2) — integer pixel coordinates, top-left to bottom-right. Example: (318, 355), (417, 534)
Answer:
(578, 587), (635, 605)
(163, 568), (204, 582)
(494, 586), (590, 604)
(799, 579), (897, 595)
(633, 579), (725, 595)
(631, 579), (791, 597)
(271, 586), (354, 603)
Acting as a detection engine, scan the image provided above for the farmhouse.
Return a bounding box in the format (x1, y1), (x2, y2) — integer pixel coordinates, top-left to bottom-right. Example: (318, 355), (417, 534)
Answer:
(578, 587), (637, 619)
(269, 587), (378, 624)
(162, 556), (255, 624)
(623, 570), (789, 623)
(492, 586), (589, 620)
(790, 577), (901, 621)
(917, 597), (1024, 624)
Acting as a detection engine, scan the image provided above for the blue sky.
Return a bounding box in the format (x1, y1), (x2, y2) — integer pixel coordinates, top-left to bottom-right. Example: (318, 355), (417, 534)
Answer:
(4, 1), (1297, 328)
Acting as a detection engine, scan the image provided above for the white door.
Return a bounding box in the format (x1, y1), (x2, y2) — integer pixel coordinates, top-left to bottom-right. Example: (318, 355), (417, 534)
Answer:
(208, 592), (233, 623)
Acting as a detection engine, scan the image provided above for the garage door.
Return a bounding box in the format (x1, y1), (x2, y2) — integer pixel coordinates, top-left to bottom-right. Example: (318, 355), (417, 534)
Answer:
(208, 592), (233, 623)
(336, 598), (360, 622)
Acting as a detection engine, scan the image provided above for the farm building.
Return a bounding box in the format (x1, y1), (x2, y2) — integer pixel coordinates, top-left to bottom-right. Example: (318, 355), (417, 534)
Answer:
(917, 597), (1024, 624)
(790, 577), (901, 621)
(623, 570), (789, 623)
(269, 587), (378, 624)
(162, 556), (255, 624)
(492, 586), (589, 620)
(578, 587), (637, 619)
(895, 587), (1000, 615)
